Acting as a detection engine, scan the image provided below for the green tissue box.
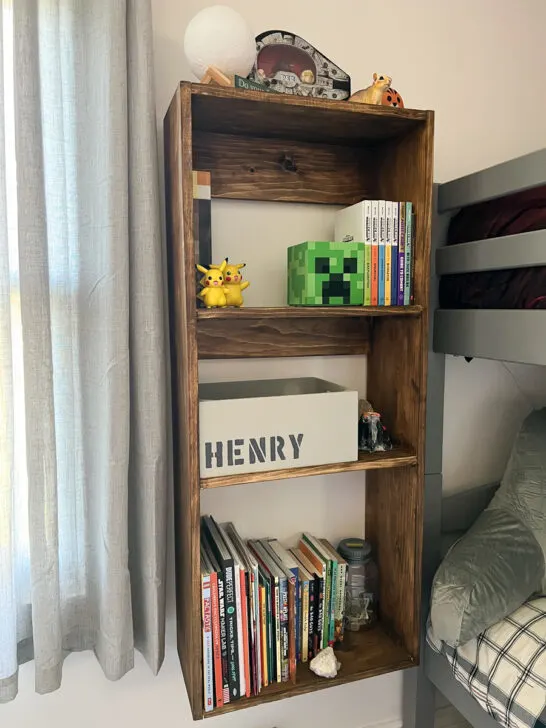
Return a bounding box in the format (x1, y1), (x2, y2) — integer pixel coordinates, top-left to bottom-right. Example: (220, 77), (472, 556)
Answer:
(287, 241), (365, 306)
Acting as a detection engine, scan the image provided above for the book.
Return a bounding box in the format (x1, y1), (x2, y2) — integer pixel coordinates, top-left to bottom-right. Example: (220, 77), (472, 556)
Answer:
(404, 202), (413, 305)
(391, 202), (399, 307)
(378, 200), (386, 306)
(218, 524), (248, 699)
(298, 536), (328, 649)
(260, 540), (293, 682)
(291, 547), (320, 658)
(201, 545), (224, 708)
(398, 202), (406, 306)
(202, 532), (230, 704)
(371, 200), (379, 306)
(248, 540), (284, 683)
(267, 539), (302, 665)
(302, 533), (336, 647)
(289, 548), (312, 662)
(385, 201), (393, 306)
(200, 552), (214, 712)
(223, 523), (261, 696)
(319, 539), (348, 643)
(265, 540), (297, 682)
(258, 580), (268, 687)
(364, 200), (372, 306)
(201, 516), (240, 701)
(410, 212), (416, 304)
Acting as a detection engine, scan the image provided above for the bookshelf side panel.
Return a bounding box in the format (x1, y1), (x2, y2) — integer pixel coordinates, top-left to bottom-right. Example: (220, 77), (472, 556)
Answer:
(165, 85), (202, 719)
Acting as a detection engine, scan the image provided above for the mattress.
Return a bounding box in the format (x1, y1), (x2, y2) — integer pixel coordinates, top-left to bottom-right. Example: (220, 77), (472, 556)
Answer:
(427, 597), (546, 728)
(439, 184), (546, 310)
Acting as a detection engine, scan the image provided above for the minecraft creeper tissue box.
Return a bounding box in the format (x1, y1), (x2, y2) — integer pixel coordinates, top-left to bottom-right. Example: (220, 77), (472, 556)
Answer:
(287, 241), (365, 306)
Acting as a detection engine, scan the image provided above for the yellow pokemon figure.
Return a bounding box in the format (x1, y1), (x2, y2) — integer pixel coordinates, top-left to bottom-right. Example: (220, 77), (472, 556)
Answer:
(224, 262), (250, 307)
(196, 259), (228, 308)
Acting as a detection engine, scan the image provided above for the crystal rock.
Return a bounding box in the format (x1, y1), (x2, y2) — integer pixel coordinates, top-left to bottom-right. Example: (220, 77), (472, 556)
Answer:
(309, 646), (341, 679)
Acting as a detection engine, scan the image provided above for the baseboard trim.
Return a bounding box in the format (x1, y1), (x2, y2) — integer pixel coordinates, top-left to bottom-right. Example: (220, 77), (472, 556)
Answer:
(361, 720), (402, 728)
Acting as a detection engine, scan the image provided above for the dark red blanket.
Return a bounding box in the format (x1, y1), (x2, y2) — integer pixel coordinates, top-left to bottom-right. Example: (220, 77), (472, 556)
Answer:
(439, 184), (546, 309)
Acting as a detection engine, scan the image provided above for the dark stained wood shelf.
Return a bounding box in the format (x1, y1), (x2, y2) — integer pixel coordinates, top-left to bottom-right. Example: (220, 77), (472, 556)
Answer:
(197, 305), (423, 320)
(205, 623), (414, 717)
(190, 82), (429, 145)
(165, 80), (434, 718)
(201, 447), (417, 489)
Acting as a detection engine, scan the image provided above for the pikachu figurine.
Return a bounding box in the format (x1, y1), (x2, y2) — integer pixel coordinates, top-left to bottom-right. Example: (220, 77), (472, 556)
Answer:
(196, 258), (228, 308)
(224, 262), (250, 307)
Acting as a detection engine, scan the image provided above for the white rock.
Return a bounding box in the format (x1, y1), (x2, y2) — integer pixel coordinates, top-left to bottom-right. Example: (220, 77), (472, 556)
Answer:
(309, 646), (341, 679)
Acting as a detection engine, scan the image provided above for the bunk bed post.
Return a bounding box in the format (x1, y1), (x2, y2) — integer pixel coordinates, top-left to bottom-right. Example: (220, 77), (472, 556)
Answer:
(403, 185), (446, 728)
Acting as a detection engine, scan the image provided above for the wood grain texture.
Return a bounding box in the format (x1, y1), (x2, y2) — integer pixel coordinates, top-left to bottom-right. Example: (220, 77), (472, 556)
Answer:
(366, 307), (429, 655)
(193, 131), (373, 204)
(375, 113), (434, 310)
(366, 115), (434, 659)
(164, 85), (202, 720)
(201, 447), (417, 489)
(197, 305), (423, 320)
(205, 623), (414, 717)
(188, 82), (429, 145)
(197, 316), (370, 358)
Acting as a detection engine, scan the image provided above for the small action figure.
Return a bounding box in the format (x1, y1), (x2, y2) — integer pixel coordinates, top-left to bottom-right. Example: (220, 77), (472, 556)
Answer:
(358, 399), (392, 452)
(196, 259), (228, 308)
(224, 262), (250, 307)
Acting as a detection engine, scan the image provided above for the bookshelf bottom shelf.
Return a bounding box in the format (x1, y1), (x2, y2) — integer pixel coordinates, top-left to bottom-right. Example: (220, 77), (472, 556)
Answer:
(205, 623), (414, 717)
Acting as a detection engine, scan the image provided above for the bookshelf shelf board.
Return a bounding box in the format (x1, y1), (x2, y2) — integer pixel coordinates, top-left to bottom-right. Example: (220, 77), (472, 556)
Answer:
(200, 447), (417, 489)
(205, 623), (414, 717)
(197, 306), (423, 320)
(190, 83), (429, 146)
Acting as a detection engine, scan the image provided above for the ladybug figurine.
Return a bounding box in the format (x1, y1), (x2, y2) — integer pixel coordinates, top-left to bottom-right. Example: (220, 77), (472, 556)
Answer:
(382, 87), (404, 108)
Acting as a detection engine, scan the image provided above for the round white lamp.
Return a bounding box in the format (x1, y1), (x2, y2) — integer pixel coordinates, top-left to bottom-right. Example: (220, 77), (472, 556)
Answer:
(184, 5), (256, 85)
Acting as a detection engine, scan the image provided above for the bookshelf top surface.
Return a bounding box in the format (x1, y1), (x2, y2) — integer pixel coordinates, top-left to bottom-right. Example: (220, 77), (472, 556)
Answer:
(185, 82), (432, 145)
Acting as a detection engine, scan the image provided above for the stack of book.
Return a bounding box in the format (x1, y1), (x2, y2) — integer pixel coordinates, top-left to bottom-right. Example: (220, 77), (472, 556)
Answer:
(335, 200), (416, 306)
(200, 516), (348, 712)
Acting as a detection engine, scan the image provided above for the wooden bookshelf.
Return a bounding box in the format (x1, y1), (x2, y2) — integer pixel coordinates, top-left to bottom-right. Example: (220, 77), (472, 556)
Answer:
(164, 82), (434, 720)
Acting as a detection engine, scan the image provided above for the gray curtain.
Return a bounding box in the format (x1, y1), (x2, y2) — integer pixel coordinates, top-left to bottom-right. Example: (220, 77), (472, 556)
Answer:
(0, 0), (167, 701)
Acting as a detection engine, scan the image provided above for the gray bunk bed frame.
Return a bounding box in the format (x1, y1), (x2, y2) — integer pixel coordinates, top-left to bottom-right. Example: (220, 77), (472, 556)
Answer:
(405, 148), (546, 728)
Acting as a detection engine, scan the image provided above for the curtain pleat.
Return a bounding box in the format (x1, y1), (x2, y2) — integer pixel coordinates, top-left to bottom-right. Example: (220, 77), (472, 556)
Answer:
(0, 0), (167, 701)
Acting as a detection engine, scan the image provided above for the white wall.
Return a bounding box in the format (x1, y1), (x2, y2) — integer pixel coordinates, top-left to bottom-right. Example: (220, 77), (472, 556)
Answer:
(4, 1), (546, 727)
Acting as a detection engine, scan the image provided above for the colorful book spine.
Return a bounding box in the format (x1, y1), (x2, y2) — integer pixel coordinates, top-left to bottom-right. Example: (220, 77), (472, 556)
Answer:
(308, 577), (316, 659)
(209, 569), (224, 708)
(326, 557), (336, 646)
(371, 200), (379, 306)
(398, 202), (406, 306)
(298, 540), (325, 651)
(385, 201), (393, 306)
(201, 569), (214, 712)
(404, 203), (413, 305)
(411, 212), (416, 304)
(364, 200), (372, 306)
(391, 202), (399, 306)
(300, 575), (310, 663)
(378, 200), (386, 306)
(259, 583), (268, 687)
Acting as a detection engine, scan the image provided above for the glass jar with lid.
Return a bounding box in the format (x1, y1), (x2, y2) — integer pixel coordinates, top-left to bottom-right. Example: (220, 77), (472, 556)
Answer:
(337, 537), (379, 631)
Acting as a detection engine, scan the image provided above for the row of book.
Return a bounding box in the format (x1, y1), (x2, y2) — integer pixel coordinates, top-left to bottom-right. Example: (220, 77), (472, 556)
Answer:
(200, 515), (348, 712)
(335, 199), (415, 306)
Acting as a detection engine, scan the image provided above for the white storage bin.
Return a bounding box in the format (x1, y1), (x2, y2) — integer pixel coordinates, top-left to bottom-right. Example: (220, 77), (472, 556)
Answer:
(199, 377), (358, 478)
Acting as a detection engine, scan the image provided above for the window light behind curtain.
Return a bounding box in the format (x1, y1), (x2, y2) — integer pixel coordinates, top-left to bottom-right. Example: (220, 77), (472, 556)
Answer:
(0, 0), (167, 701)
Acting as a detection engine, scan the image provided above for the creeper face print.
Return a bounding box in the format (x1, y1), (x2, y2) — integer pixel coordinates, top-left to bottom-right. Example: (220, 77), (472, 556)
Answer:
(288, 241), (364, 305)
